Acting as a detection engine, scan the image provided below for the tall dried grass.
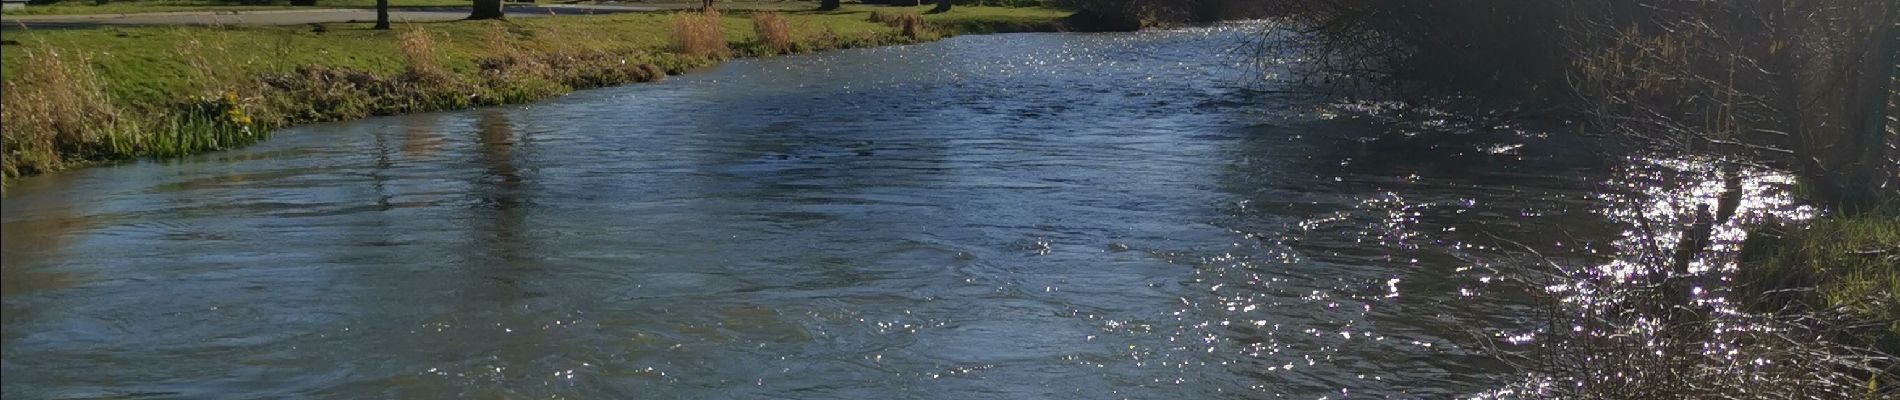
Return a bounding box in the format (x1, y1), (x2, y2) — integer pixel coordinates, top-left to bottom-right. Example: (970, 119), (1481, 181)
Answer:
(0, 46), (125, 177)
(398, 27), (450, 82)
(870, 12), (932, 41)
(669, 10), (730, 59)
(895, 13), (930, 41)
(177, 36), (241, 96)
(751, 12), (793, 54)
(0, 43), (263, 181)
(484, 25), (549, 76)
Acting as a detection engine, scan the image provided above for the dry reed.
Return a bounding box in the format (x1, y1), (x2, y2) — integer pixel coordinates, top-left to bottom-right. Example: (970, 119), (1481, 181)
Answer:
(669, 10), (729, 59)
(398, 27), (450, 82)
(896, 13), (930, 41)
(0, 46), (124, 177)
(751, 12), (793, 54)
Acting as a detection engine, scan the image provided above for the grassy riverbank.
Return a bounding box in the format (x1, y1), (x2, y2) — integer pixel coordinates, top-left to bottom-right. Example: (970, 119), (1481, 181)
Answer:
(0, 0), (470, 16)
(0, 5), (1070, 181)
(0, 0), (825, 16)
(1741, 203), (1900, 345)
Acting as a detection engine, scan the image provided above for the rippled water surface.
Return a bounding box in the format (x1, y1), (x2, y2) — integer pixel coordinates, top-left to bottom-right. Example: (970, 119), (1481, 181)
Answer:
(3, 26), (1726, 398)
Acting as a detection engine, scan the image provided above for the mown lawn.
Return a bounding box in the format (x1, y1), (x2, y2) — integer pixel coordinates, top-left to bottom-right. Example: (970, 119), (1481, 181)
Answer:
(0, 0), (835, 15)
(0, 5), (1065, 108)
(0, 6), (1071, 179)
(1, 0), (472, 15)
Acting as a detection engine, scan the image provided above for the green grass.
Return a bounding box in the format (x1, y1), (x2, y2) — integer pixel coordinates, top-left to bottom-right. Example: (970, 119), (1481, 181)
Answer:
(0, 6), (1070, 179)
(0, 0), (834, 15)
(0, 6), (1067, 106)
(1739, 201), (1900, 350)
(0, 6), (1064, 108)
(0, 0), (473, 16)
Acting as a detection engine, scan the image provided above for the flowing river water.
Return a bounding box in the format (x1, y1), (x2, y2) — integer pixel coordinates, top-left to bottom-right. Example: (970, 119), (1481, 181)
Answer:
(1, 26), (1812, 399)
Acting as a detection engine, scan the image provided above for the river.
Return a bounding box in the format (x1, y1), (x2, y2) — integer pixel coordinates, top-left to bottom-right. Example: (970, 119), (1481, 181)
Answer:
(0, 25), (1801, 399)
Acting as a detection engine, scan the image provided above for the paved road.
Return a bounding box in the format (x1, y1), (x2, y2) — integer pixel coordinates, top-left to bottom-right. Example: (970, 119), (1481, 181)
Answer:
(0, 4), (675, 29)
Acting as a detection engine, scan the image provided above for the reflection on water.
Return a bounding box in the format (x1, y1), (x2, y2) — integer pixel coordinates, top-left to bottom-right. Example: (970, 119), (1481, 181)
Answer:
(400, 114), (445, 159)
(1470, 155), (1886, 398)
(0, 25), (1847, 399)
(471, 109), (528, 262)
(0, 208), (84, 297)
(1587, 157), (1813, 297)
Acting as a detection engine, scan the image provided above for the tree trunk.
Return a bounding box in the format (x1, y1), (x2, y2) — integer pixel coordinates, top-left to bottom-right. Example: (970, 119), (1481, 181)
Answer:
(1847, 1), (1899, 209)
(469, 0), (505, 20)
(373, 0), (390, 29)
(816, 0), (839, 11)
(927, 0), (950, 14)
